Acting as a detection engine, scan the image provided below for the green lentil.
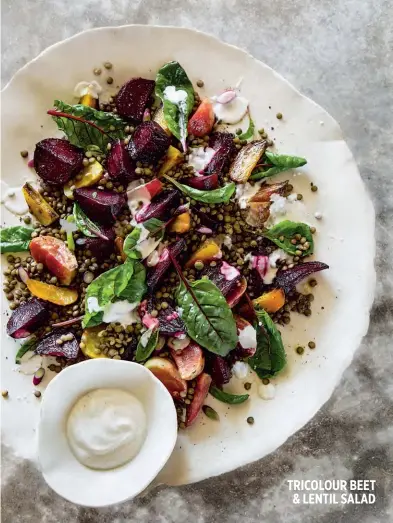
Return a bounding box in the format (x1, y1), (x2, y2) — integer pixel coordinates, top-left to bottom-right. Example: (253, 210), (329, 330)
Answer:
(308, 341), (316, 349)
(276, 112), (283, 119)
(93, 68), (102, 75)
(297, 193), (303, 200)
(106, 77), (114, 85)
(262, 378), (270, 385)
(194, 261), (204, 271)
(244, 382), (252, 390)
(104, 61), (113, 69)
(196, 80), (204, 88)
(311, 184), (318, 192)
(296, 346), (305, 355)
(247, 416), (255, 425)
(20, 150), (29, 158)
(23, 215), (32, 224)
(34, 390), (42, 398)
(2, 390), (9, 399)
(309, 279), (317, 287)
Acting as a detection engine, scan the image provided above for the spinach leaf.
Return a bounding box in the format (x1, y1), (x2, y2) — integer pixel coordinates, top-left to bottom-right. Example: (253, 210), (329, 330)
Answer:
(238, 114), (255, 141)
(15, 336), (38, 364)
(83, 260), (147, 328)
(250, 152), (307, 181)
(50, 100), (127, 154)
(73, 203), (103, 239)
(248, 309), (286, 378)
(209, 385), (249, 404)
(135, 328), (159, 362)
(155, 62), (195, 150)
(164, 175), (236, 204)
(263, 220), (314, 256)
(0, 226), (33, 253)
(176, 278), (238, 356)
(123, 218), (164, 260)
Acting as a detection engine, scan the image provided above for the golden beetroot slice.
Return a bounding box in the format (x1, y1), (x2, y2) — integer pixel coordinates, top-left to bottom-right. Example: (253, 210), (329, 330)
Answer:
(128, 121), (171, 164)
(30, 236), (77, 285)
(170, 342), (205, 381)
(115, 77), (155, 122)
(6, 298), (49, 339)
(34, 138), (84, 185)
(253, 288), (285, 313)
(74, 187), (126, 224)
(144, 357), (187, 398)
(187, 99), (215, 137)
(106, 140), (137, 183)
(186, 373), (212, 426)
(229, 140), (267, 183)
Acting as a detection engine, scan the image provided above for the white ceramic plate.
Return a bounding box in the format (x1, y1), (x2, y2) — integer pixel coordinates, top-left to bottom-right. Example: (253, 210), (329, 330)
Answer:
(1, 25), (375, 488)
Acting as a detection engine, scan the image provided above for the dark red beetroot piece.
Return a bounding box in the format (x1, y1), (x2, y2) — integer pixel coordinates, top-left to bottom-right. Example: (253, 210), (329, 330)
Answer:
(128, 121), (171, 164)
(34, 138), (84, 185)
(202, 261), (241, 297)
(226, 277), (247, 308)
(76, 226), (115, 261)
(106, 140), (137, 183)
(275, 262), (329, 294)
(185, 173), (219, 190)
(74, 188), (126, 224)
(115, 78), (155, 121)
(234, 315), (257, 358)
(140, 298), (186, 336)
(147, 238), (186, 290)
(135, 190), (180, 224)
(186, 372), (212, 426)
(6, 298), (49, 339)
(35, 329), (79, 359)
(204, 132), (236, 177)
(209, 355), (232, 386)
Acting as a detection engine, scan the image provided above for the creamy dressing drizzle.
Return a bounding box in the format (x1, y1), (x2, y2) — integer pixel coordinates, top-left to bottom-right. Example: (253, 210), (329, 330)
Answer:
(1, 181), (29, 215)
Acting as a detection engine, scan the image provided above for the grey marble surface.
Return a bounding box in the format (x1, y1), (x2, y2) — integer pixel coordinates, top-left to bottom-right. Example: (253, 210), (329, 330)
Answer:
(1, 0), (392, 521)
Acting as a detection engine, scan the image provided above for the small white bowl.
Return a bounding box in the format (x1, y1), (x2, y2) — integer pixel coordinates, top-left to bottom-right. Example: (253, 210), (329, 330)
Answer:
(38, 359), (178, 507)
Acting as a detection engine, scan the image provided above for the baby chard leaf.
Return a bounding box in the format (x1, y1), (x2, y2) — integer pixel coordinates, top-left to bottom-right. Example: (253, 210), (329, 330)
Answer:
(263, 220), (314, 256)
(251, 152), (307, 181)
(0, 226), (33, 253)
(164, 175), (235, 204)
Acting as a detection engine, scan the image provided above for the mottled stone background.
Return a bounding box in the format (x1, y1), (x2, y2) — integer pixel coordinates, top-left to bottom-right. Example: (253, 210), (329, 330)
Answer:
(1, 0), (392, 521)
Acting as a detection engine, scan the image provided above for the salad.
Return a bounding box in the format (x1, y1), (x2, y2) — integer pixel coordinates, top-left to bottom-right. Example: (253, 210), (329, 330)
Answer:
(1, 61), (328, 427)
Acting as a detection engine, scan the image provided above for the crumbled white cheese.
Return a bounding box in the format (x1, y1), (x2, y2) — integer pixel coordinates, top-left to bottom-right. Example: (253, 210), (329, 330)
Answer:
(220, 261), (240, 281)
(102, 301), (139, 326)
(232, 361), (249, 380)
(258, 383), (276, 400)
(223, 235), (233, 249)
(187, 146), (215, 172)
(267, 193), (307, 226)
(235, 181), (262, 209)
(315, 211), (323, 220)
(87, 297), (102, 313)
(238, 325), (257, 350)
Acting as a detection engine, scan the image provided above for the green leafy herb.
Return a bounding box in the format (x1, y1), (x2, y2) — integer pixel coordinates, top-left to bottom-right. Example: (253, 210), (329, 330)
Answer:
(202, 405), (220, 421)
(73, 203), (107, 240)
(135, 328), (159, 362)
(170, 252), (237, 356)
(123, 218), (165, 260)
(83, 260), (146, 328)
(155, 61), (195, 150)
(209, 385), (249, 404)
(0, 226), (33, 253)
(263, 220), (314, 256)
(15, 337), (38, 364)
(248, 309), (286, 378)
(238, 113), (255, 141)
(250, 151), (307, 181)
(164, 175), (236, 204)
(49, 100), (127, 154)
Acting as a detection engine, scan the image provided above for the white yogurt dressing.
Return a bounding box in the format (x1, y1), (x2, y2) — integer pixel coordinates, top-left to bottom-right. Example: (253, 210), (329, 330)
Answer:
(258, 383), (276, 400)
(212, 95), (249, 124)
(235, 181), (262, 209)
(1, 181), (29, 215)
(267, 193), (308, 227)
(102, 301), (139, 326)
(187, 146), (215, 173)
(163, 86), (188, 146)
(232, 361), (249, 380)
(67, 388), (147, 470)
(220, 261), (240, 281)
(238, 324), (257, 350)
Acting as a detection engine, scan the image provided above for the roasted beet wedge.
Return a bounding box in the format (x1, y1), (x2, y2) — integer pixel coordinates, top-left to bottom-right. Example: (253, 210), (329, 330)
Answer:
(209, 355), (232, 386)
(30, 236), (77, 285)
(128, 121), (171, 164)
(226, 277), (247, 308)
(135, 190), (180, 223)
(146, 238), (186, 290)
(74, 188), (126, 224)
(145, 357), (187, 399)
(204, 132), (236, 176)
(77, 226), (115, 261)
(35, 329), (79, 359)
(34, 138), (84, 185)
(6, 298), (49, 339)
(106, 140), (137, 183)
(115, 77), (155, 122)
(170, 342), (205, 381)
(141, 298), (186, 336)
(185, 173), (219, 190)
(186, 373), (212, 426)
(187, 99), (215, 137)
(275, 261), (329, 294)
(202, 261), (241, 297)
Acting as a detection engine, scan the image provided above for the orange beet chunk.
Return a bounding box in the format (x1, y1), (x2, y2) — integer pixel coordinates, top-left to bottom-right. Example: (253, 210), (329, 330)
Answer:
(30, 236), (77, 285)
